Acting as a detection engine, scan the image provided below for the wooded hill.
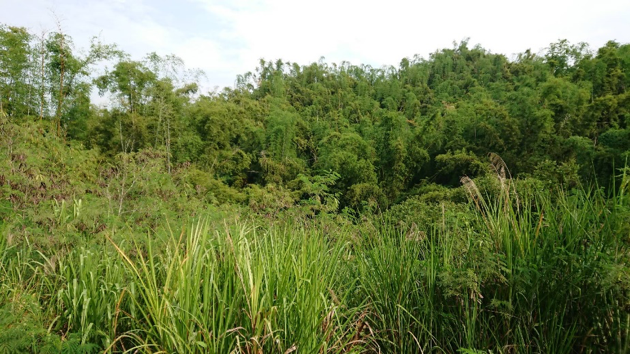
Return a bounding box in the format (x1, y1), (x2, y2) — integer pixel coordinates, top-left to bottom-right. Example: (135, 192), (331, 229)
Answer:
(2, 24), (629, 212)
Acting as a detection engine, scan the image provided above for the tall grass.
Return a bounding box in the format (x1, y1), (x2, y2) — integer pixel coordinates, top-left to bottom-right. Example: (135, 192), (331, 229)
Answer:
(107, 220), (365, 353)
(350, 168), (630, 353)
(0, 175), (628, 353)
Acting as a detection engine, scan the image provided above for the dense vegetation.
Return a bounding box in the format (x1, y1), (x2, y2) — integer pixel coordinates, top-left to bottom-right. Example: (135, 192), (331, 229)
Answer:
(1, 23), (629, 353)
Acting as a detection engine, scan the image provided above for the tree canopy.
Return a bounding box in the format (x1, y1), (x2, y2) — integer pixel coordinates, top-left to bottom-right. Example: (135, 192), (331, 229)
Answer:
(2, 25), (629, 211)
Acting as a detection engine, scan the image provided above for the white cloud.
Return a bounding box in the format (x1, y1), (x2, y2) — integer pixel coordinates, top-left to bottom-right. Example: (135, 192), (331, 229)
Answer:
(1, 0), (630, 93)
(193, 0), (630, 74)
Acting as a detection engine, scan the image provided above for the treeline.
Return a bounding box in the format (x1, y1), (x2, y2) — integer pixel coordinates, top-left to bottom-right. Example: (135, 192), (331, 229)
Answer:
(1, 24), (630, 211)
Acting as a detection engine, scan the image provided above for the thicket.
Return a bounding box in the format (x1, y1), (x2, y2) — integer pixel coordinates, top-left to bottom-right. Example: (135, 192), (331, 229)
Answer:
(1, 23), (630, 353)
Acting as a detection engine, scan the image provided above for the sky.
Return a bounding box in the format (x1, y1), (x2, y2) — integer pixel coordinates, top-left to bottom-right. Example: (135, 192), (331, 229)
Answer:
(2, 0), (630, 94)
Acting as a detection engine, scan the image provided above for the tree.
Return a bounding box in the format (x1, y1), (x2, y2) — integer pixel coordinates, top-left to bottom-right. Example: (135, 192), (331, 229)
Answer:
(0, 25), (33, 117)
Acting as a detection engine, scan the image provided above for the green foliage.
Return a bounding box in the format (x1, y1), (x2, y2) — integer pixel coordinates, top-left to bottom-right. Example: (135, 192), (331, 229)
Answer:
(106, 220), (363, 353)
(3, 24), (630, 205)
(1, 22), (630, 353)
(435, 149), (487, 185)
(0, 300), (44, 353)
(0, 25), (33, 118)
(289, 171), (340, 215)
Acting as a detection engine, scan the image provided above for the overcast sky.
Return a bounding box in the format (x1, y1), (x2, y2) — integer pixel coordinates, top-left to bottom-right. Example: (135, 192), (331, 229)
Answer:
(2, 0), (630, 93)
